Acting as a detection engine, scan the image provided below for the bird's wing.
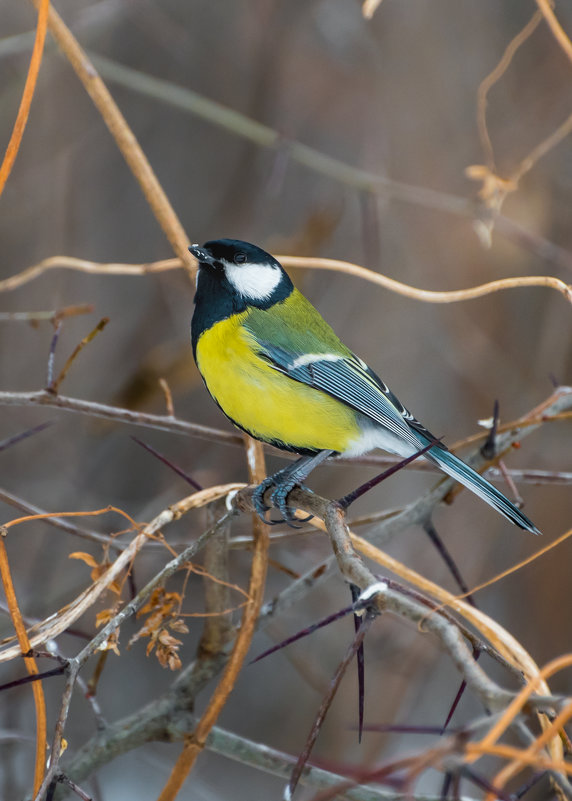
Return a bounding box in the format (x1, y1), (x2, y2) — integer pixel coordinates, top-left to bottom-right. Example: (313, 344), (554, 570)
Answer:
(255, 340), (442, 450)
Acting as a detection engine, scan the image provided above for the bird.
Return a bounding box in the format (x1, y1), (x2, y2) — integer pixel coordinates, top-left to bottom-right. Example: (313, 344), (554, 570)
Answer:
(189, 238), (539, 534)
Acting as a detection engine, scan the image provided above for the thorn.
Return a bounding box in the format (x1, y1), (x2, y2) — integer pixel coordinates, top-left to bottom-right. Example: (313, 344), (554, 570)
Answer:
(45, 319), (63, 392)
(0, 421), (53, 453)
(338, 440), (436, 509)
(130, 436), (202, 491)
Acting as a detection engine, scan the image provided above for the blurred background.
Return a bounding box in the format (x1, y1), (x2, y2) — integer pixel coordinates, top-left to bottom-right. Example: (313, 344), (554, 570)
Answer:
(1, 1), (571, 798)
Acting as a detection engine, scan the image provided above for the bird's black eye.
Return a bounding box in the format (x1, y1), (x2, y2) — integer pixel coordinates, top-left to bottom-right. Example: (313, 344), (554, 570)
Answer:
(234, 252), (247, 265)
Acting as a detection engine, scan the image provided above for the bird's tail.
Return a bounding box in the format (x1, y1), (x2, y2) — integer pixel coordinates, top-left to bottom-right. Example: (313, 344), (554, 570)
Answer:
(427, 446), (540, 534)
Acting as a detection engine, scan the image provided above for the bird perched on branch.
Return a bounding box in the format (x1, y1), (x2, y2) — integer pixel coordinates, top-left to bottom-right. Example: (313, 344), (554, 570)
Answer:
(190, 238), (539, 534)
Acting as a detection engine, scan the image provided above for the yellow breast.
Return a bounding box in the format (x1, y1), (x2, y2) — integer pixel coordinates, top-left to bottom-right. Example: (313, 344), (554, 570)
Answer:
(195, 313), (359, 453)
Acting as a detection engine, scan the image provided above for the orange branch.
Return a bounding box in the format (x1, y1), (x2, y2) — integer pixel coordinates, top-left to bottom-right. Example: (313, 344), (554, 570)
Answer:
(466, 740), (572, 775)
(0, 0), (50, 197)
(2, 505), (139, 534)
(0, 536), (46, 794)
(485, 698), (572, 797)
(156, 438), (268, 801)
(420, 527), (572, 614)
(477, 654), (572, 753)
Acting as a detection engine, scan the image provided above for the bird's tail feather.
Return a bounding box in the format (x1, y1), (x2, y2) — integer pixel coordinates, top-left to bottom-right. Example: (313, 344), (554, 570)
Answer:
(427, 446), (540, 534)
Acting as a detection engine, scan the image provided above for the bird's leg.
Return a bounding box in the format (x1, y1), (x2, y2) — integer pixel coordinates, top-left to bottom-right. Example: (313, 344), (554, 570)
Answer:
(253, 450), (334, 526)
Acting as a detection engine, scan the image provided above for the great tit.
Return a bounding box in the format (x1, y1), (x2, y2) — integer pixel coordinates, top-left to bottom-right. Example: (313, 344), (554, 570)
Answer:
(189, 238), (539, 534)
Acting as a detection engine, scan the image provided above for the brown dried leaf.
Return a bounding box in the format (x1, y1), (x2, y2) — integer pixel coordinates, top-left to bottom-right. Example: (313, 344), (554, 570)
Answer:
(169, 619), (189, 634)
(69, 551), (122, 595)
(95, 608), (117, 628)
(129, 587), (187, 669)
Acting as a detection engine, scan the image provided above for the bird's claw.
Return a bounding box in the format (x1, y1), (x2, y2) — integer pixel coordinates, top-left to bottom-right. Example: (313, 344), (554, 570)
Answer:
(252, 476), (313, 527)
(252, 479), (281, 525)
(252, 478), (271, 518)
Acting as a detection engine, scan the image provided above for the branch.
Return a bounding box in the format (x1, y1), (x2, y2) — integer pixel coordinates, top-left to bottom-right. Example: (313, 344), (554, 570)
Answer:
(57, 485), (568, 797)
(0, 486), (243, 664)
(0, 389), (242, 447)
(0, 0), (49, 197)
(279, 256), (572, 305)
(0, 535), (46, 793)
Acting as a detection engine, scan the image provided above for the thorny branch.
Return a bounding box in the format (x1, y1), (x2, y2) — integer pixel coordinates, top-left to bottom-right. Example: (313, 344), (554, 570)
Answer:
(0, 388), (571, 484)
(1, 379), (565, 797)
(35, 477), (571, 799)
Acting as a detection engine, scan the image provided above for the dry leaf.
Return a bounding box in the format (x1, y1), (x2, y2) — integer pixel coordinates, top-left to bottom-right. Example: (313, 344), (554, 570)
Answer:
(69, 551), (98, 568)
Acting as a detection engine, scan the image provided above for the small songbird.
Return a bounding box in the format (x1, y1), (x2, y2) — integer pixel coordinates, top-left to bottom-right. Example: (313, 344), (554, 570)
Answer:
(189, 238), (539, 534)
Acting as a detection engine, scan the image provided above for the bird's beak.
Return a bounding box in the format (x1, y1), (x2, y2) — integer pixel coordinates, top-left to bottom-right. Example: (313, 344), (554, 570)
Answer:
(189, 244), (215, 266)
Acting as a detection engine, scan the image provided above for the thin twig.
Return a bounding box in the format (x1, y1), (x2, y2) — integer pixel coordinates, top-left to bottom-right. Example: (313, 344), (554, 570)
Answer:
(0, 389), (243, 447)
(51, 317), (109, 393)
(46, 320), (62, 391)
(0, 304), (93, 322)
(280, 256), (572, 305)
(0, 487), (123, 548)
(0, 255), (177, 292)
(512, 111), (572, 186)
(476, 10), (543, 170)
(56, 774), (93, 801)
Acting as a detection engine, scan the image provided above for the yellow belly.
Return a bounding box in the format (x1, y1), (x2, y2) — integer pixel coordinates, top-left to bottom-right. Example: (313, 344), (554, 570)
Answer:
(195, 314), (360, 453)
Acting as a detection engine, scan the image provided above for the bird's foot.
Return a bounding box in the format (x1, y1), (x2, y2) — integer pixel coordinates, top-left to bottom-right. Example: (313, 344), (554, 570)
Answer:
(252, 476), (282, 525)
(252, 475), (313, 527)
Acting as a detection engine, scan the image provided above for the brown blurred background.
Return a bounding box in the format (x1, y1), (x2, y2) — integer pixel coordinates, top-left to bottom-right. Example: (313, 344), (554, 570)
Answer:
(1, 1), (571, 799)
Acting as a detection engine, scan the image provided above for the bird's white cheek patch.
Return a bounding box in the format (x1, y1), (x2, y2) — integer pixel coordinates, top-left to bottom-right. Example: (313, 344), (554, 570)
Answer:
(224, 262), (281, 301)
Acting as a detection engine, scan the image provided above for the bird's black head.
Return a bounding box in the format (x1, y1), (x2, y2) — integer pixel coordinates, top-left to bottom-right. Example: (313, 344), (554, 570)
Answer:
(190, 238), (293, 308)
(190, 239), (294, 351)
